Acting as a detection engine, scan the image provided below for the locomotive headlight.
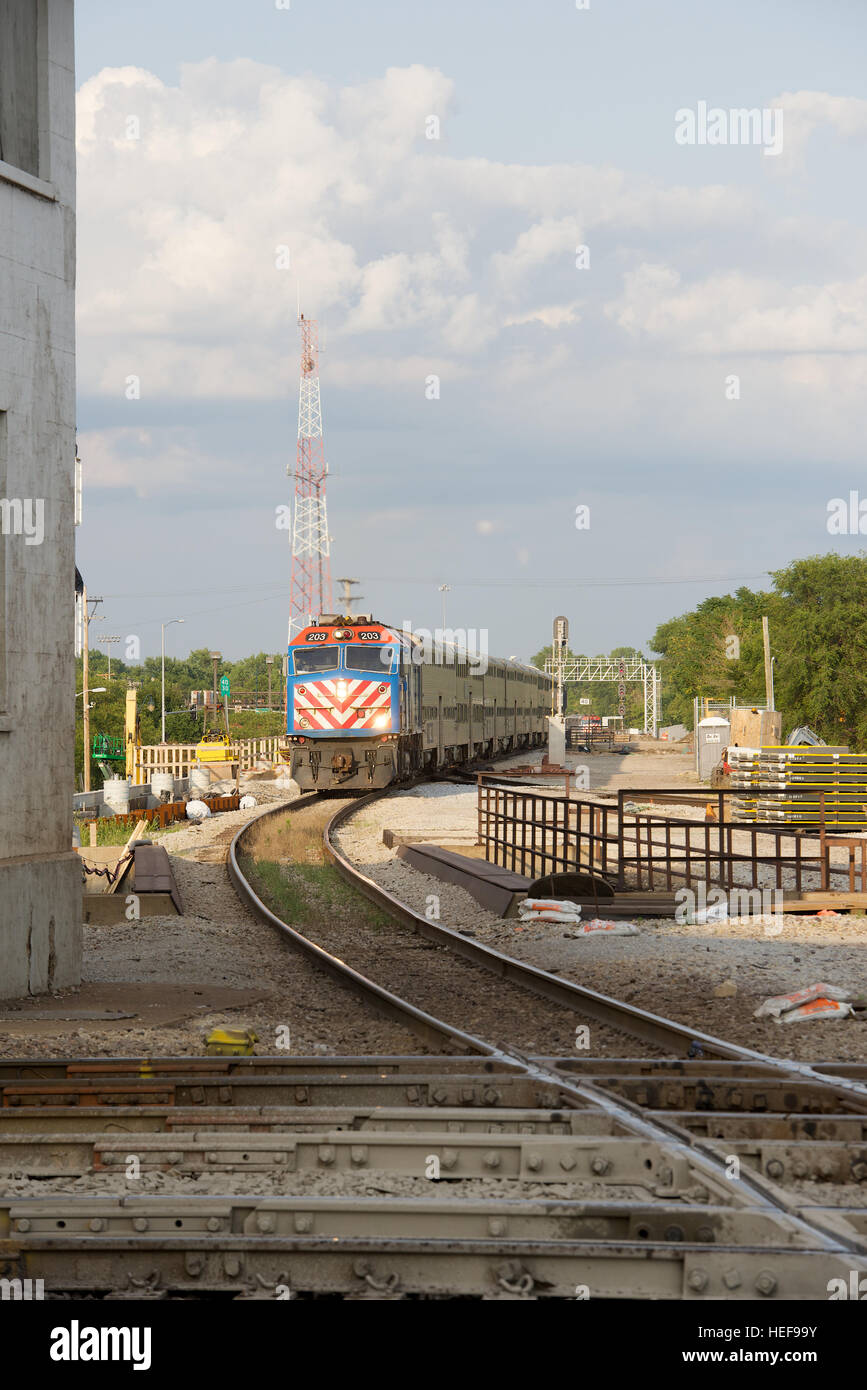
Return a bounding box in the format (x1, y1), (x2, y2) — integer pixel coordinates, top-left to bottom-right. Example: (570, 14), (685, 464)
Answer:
(336, 681), (347, 698)
(373, 713), (390, 729)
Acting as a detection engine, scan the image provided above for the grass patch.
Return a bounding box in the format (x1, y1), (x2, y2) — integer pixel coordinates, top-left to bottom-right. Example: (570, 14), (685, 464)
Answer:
(239, 854), (392, 934)
(74, 815), (187, 846)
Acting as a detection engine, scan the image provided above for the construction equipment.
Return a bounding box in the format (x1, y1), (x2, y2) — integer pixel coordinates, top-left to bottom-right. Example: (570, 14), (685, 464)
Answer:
(196, 730), (231, 763)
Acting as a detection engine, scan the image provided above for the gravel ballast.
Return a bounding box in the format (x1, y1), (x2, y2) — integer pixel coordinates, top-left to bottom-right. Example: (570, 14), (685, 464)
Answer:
(333, 761), (867, 1063)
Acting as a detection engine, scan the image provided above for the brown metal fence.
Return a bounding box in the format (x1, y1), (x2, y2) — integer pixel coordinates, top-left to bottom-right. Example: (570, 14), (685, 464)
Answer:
(83, 794), (241, 833)
(478, 779), (867, 893)
(478, 777), (617, 880)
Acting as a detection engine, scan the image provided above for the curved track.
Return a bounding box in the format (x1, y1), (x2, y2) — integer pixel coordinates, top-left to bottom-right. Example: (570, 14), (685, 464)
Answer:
(231, 788), (867, 1106)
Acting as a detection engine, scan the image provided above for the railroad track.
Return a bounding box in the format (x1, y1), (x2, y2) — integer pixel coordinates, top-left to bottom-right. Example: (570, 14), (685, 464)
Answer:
(0, 1053), (865, 1299)
(2, 786), (866, 1300)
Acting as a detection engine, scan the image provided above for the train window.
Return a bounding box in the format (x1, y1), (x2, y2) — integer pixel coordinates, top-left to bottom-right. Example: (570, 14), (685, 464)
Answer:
(293, 646), (339, 673)
(344, 645), (395, 672)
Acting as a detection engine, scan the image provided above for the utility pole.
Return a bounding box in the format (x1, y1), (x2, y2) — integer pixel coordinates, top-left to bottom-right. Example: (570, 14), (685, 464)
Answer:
(99, 634), (121, 681)
(209, 651), (221, 733)
(161, 618), (184, 743)
(552, 616), (568, 717)
(336, 577), (363, 616)
(81, 590), (103, 791)
(762, 616), (774, 710)
(266, 656), (274, 710)
(82, 584), (89, 791)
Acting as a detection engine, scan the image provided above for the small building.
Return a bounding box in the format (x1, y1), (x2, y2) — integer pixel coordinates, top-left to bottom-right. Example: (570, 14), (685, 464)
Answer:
(0, 1), (80, 996)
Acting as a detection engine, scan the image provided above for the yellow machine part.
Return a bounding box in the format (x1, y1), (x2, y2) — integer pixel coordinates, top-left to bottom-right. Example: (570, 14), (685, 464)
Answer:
(204, 1027), (257, 1056)
(197, 733), (231, 763)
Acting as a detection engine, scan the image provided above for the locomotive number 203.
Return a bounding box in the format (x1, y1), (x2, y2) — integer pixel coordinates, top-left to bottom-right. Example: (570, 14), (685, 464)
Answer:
(358, 630), (381, 640)
(305, 631), (328, 642)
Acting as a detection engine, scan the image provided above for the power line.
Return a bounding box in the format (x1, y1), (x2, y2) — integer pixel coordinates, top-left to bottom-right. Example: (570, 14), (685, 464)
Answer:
(100, 571), (769, 607)
(355, 572), (770, 590)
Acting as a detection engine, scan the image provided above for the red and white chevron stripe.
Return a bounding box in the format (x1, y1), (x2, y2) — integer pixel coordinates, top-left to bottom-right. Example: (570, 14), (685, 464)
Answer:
(293, 677), (392, 731)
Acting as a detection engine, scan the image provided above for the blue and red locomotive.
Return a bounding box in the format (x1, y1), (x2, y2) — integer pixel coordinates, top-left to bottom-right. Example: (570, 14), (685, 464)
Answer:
(285, 614), (550, 790)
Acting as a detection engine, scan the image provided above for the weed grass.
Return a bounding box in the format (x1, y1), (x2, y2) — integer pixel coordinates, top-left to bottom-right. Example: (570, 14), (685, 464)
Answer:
(239, 854), (391, 934)
(74, 815), (187, 846)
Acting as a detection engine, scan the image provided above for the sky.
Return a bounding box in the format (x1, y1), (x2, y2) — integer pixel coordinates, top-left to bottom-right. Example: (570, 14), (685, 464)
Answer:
(73, 0), (867, 668)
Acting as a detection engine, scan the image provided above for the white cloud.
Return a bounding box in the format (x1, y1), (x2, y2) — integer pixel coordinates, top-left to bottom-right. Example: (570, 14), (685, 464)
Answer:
(768, 90), (867, 171)
(505, 301), (582, 330)
(606, 262), (867, 354)
(73, 63), (867, 484)
(77, 426), (237, 497)
(76, 59), (791, 401)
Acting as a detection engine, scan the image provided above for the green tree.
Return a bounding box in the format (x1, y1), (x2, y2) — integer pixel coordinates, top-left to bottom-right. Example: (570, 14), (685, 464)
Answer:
(650, 588), (776, 728)
(648, 553), (867, 742)
(769, 554), (867, 748)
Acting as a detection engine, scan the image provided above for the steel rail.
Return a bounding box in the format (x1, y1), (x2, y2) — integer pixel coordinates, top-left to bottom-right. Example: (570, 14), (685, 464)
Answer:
(323, 788), (867, 1107)
(225, 793), (867, 1261)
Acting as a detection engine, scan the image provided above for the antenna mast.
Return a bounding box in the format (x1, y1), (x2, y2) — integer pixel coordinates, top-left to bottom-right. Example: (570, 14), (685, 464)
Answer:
(288, 312), (333, 639)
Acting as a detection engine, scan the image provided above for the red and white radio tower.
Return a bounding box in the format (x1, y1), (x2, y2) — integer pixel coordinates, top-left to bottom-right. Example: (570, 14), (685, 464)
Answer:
(288, 313), (332, 641)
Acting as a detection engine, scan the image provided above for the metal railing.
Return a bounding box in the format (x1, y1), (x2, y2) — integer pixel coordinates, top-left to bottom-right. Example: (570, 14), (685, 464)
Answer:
(477, 777), (617, 880)
(478, 779), (867, 894)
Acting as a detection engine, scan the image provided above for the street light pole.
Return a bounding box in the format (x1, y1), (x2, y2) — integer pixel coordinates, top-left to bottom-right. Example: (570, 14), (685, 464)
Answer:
(98, 635), (121, 680)
(438, 583), (450, 636)
(161, 618), (185, 744)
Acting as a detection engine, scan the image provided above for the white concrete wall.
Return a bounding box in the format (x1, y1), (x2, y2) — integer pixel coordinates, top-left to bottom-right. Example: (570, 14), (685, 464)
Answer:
(0, 0), (80, 997)
(547, 716), (566, 765)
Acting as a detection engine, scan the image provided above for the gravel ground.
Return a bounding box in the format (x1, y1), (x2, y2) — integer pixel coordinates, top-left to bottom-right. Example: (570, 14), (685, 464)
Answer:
(0, 777), (424, 1059)
(333, 759), (867, 1064)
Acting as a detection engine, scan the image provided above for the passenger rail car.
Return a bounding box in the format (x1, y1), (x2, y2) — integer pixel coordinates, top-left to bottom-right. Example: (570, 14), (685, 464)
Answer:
(286, 615), (550, 790)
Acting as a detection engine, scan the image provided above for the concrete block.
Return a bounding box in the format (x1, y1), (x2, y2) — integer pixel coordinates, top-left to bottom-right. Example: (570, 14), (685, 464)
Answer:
(547, 716), (566, 765)
(0, 854), (82, 999)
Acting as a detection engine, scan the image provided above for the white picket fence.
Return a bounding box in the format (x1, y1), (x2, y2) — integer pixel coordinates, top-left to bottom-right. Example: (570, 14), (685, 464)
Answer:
(135, 736), (287, 782)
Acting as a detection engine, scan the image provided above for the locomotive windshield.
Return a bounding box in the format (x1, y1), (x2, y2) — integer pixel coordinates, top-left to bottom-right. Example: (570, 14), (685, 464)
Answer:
(345, 645), (395, 673)
(293, 646), (339, 673)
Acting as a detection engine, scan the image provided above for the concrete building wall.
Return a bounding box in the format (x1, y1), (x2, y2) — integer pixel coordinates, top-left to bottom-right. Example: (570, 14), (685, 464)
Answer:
(0, 0), (80, 997)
